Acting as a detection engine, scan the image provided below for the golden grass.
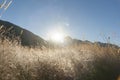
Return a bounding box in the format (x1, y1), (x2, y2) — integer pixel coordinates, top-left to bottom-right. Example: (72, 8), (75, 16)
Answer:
(0, 39), (120, 80)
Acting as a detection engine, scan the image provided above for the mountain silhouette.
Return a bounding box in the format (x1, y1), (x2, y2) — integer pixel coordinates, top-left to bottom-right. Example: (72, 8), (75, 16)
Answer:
(0, 20), (47, 48)
(64, 36), (119, 48)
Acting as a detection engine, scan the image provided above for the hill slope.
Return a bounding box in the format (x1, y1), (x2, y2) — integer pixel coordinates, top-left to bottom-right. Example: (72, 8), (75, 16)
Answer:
(0, 20), (47, 47)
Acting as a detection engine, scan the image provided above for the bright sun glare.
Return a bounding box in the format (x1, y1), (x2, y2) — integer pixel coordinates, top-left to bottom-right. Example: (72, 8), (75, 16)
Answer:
(49, 31), (65, 43)
(51, 32), (64, 43)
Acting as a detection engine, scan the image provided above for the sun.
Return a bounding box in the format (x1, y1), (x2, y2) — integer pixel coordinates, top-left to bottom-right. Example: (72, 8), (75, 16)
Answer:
(47, 26), (68, 43)
(49, 31), (65, 43)
(50, 32), (64, 43)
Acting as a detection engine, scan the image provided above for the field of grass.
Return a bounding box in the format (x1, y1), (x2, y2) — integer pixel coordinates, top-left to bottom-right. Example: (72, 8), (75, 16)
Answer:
(0, 39), (120, 80)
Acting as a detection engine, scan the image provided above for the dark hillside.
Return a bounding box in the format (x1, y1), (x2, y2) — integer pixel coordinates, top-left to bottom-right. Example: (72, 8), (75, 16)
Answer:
(0, 20), (47, 47)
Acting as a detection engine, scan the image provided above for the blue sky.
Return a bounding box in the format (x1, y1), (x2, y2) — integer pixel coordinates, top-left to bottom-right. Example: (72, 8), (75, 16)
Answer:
(1, 0), (120, 45)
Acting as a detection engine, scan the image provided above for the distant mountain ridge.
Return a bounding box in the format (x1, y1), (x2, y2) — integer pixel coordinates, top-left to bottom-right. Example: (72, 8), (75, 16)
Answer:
(0, 20), (47, 48)
(64, 36), (119, 48)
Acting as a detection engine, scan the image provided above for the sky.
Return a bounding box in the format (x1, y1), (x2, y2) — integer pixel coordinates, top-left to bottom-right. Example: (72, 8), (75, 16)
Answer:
(0, 0), (120, 45)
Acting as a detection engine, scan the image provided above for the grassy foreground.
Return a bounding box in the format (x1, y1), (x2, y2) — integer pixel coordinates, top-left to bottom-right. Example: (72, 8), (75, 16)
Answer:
(0, 39), (120, 80)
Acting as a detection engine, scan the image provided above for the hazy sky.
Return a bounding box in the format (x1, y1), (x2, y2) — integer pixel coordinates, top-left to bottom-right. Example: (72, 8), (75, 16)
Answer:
(1, 0), (120, 45)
